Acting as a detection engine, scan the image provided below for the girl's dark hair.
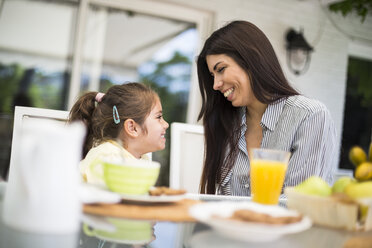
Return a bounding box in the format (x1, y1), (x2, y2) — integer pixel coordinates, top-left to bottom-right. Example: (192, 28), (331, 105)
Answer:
(197, 20), (299, 194)
(68, 82), (158, 158)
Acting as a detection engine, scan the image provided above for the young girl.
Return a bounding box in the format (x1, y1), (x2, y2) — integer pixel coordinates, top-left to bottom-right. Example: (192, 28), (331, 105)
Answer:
(69, 82), (169, 185)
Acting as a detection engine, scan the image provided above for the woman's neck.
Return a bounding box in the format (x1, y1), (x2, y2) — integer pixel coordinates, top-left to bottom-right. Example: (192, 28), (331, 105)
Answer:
(246, 101), (267, 124)
(245, 101), (267, 151)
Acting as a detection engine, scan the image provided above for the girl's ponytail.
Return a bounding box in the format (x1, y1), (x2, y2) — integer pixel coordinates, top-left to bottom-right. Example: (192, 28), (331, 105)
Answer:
(68, 92), (98, 157)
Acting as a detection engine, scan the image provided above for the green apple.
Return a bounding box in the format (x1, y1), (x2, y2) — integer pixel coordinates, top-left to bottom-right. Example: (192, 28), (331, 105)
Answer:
(294, 176), (332, 196)
(332, 176), (356, 193)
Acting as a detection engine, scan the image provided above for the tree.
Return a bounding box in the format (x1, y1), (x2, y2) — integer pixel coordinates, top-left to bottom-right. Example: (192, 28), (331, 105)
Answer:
(0, 63), (24, 114)
(139, 51), (192, 186)
(328, 0), (372, 23)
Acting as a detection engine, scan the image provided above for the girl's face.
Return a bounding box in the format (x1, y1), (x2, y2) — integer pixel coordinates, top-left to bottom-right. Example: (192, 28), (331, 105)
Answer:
(206, 54), (256, 107)
(138, 97), (169, 153)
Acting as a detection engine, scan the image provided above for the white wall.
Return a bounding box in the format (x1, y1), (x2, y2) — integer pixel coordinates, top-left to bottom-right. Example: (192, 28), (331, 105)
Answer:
(167, 0), (372, 155)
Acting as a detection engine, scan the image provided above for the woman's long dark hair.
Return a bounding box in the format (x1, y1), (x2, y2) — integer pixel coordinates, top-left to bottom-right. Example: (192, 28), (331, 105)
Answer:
(197, 20), (299, 194)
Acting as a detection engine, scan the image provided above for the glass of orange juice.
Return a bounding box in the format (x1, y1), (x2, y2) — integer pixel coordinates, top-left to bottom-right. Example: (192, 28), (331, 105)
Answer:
(250, 148), (291, 205)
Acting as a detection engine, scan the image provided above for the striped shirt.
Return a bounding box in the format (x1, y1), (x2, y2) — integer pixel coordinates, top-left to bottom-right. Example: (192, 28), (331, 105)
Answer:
(218, 95), (338, 196)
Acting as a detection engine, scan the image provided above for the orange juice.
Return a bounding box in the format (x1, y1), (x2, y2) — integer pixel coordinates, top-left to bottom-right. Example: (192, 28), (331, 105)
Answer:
(250, 159), (287, 205)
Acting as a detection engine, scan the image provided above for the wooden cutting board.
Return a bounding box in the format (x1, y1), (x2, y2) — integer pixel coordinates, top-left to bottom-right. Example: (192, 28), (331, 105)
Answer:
(83, 199), (201, 222)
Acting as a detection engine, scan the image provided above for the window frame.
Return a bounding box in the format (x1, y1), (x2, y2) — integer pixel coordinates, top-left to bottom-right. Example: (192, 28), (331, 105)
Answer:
(68, 0), (214, 124)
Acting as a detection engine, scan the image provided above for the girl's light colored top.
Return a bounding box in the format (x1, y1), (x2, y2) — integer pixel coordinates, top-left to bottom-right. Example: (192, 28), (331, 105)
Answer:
(218, 95), (338, 196)
(79, 140), (149, 186)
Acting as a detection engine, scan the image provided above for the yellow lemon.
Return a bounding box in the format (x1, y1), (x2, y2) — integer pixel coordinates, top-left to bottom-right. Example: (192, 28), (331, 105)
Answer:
(344, 181), (372, 198)
(354, 162), (372, 181)
(349, 146), (367, 167)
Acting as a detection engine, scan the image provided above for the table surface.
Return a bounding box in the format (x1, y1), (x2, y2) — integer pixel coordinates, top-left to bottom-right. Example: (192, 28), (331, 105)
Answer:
(1, 192), (372, 248)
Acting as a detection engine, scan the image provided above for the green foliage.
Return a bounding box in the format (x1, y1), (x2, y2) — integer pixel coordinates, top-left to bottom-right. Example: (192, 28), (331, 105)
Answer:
(139, 51), (192, 186)
(328, 0), (372, 22)
(28, 71), (63, 109)
(347, 57), (372, 107)
(0, 63), (66, 113)
(0, 64), (24, 113)
(140, 51), (191, 125)
(99, 78), (115, 92)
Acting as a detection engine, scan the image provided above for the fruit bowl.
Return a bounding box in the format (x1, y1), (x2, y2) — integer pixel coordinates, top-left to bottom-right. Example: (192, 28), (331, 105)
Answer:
(285, 187), (372, 231)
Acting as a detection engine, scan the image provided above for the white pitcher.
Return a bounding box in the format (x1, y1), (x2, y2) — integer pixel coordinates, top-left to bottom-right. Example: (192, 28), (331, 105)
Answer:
(2, 118), (86, 234)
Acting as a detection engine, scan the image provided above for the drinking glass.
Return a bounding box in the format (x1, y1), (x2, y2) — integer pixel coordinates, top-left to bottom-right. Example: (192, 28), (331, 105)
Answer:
(250, 148), (291, 205)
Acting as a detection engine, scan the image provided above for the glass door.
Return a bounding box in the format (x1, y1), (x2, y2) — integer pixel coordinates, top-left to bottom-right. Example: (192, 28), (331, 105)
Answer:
(68, 0), (212, 185)
(0, 0), (79, 179)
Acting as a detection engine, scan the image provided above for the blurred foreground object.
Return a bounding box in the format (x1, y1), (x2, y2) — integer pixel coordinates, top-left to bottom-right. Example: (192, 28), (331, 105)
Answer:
(2, 118), (86, 234)
(286, 176), (372, 231)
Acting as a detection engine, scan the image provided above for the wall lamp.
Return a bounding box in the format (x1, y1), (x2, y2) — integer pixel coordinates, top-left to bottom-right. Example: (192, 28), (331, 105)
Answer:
(285, 28), (314, 75)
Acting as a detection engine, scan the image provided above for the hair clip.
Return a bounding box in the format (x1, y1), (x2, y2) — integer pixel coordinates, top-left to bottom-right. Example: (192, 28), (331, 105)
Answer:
(113, 105), (120, 124)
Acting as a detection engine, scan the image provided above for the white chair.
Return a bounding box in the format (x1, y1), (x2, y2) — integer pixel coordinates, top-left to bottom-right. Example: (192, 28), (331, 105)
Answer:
(169, 122), (204, 193)
(8, 106), (70, 177)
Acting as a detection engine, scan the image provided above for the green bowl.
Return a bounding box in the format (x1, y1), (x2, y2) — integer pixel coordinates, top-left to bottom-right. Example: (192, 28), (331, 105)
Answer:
(91, 158), (160, 195)
(83, 218), (153, 244)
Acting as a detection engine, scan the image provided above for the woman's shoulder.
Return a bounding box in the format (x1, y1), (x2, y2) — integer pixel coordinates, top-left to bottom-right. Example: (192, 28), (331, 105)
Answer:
(285, 95), (328, 114)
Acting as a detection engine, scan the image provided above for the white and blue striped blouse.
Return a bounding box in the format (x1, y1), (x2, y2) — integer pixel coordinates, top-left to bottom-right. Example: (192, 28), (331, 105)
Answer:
(217, 95), (338, 196)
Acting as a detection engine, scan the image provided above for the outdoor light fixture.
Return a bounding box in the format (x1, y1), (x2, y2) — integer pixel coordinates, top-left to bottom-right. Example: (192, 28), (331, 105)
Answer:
(285, 28), (314, 75)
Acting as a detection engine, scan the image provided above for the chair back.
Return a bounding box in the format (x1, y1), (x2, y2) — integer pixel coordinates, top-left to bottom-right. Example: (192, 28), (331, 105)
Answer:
(170, 122), (204, 193)
(4, 106), (85, 233)
(9, 106), (69, 175)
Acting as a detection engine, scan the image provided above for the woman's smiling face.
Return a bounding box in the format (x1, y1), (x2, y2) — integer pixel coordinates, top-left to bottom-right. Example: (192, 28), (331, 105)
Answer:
(206, 54), (255, 107)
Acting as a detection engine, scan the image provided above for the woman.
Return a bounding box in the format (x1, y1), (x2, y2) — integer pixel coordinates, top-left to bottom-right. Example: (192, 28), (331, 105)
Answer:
(197, 20), (337, 195)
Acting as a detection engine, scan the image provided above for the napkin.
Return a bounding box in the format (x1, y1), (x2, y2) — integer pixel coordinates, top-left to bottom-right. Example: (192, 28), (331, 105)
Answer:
(79, 183), (121, 204)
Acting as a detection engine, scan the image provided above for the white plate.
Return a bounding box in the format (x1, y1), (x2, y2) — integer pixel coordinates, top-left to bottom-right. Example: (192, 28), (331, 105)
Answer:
(120, 193), (185, 203)
(189, 201), (312, 242)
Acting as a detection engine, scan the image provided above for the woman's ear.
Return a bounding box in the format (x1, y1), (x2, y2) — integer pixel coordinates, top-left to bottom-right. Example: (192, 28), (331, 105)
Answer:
(123, 119), (139, 138)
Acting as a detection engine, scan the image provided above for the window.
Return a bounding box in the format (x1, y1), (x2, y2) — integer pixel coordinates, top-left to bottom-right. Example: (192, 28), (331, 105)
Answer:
(339, 56), (372, 170)
(0, 0), (213, 183)
(0, 0), (78, 179)
(78, 3), (202, 185)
